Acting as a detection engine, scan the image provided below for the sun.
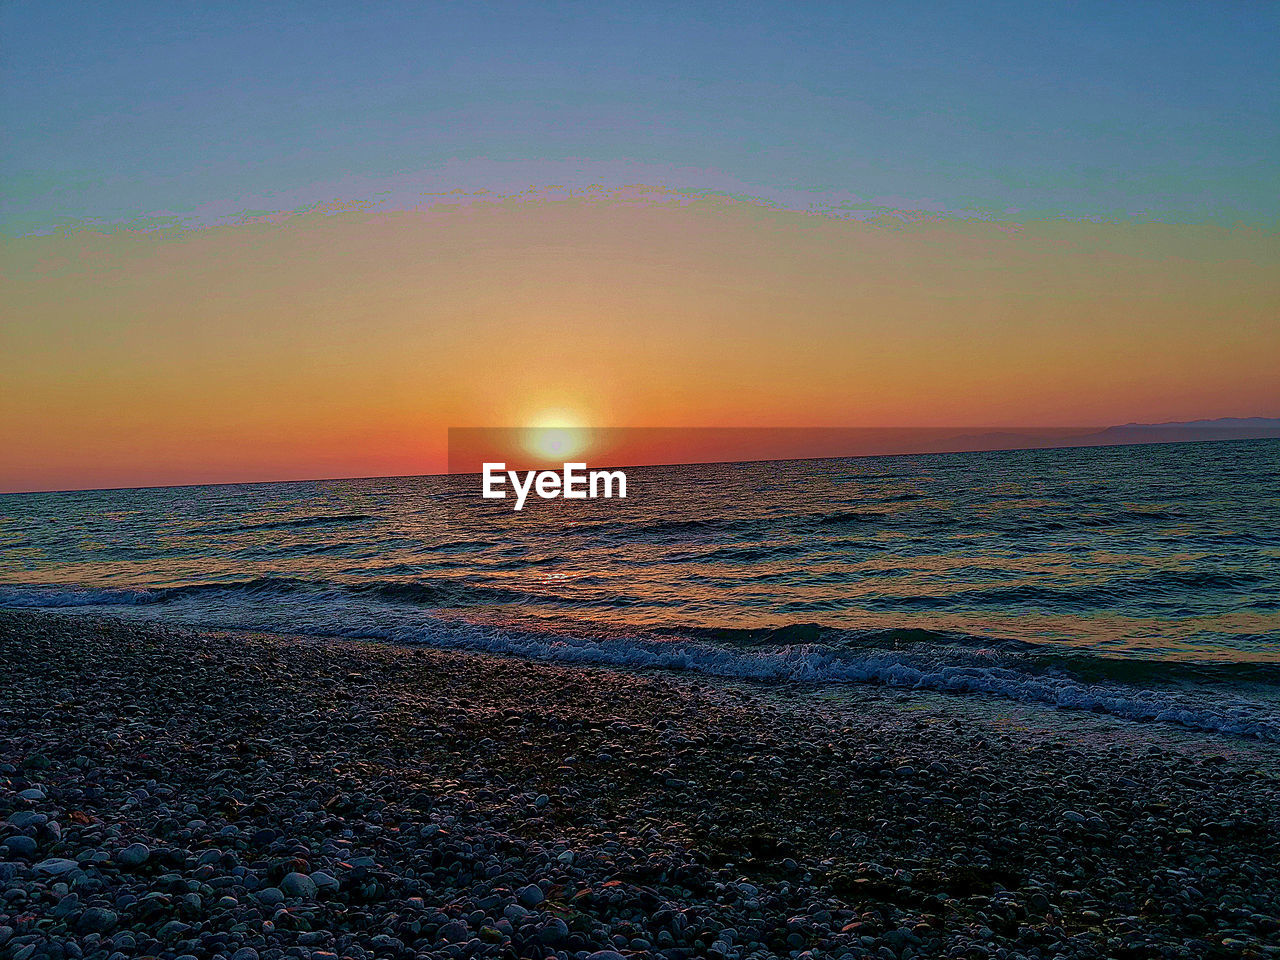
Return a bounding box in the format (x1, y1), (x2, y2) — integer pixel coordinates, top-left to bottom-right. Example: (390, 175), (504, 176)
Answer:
(522, 409), (591, 462)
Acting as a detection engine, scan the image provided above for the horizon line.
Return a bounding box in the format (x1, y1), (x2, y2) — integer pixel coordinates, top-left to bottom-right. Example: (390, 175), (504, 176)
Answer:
(3, 430), (1277, 498)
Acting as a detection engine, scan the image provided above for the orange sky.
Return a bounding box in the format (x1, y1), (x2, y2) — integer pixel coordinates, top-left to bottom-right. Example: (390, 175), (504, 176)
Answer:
(2, 192), (1278, 492)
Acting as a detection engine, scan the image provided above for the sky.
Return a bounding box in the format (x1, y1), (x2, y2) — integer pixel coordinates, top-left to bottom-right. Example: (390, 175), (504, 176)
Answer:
(2, 1), (1278, 491)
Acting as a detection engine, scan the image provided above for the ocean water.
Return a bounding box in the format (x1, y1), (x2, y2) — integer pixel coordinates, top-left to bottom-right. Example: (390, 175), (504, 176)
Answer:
(3, 439), (1279, 740)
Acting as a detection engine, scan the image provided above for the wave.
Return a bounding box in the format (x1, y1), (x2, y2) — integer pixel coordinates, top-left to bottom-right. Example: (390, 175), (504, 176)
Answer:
(0, 576), (652, 612)
(0, 577), (522, 608)
(697, 543), (810, 563)
(578, 508), (886, 540)
(189, 513), (376, 534)
(857, 571), (1265, 612)
(349, 579), (531, 606)
(0, 578), (315, 607)
(0, 584), (158, 607)
(421, 539), (501, 553)
(648, 623), (1011, 649)
(483, 553), (573, 570)
(570, 515), (769, 543)
(811, 510), (887, 526)
(568, 505), (1194, 544)
(651, 621), (1280, 684)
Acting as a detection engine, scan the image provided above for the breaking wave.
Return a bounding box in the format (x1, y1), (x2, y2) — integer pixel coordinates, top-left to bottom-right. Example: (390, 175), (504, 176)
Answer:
(4, 579), (1280, 743)
(392, 626), (1280, 743)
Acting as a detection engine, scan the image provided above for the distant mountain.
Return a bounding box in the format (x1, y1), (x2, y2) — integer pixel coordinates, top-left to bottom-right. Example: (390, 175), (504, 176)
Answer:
(1088, 417), (1280, 444)
(903, 418), (1280, 457)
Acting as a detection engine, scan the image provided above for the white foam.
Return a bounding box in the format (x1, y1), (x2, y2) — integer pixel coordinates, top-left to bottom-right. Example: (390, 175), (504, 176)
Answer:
(394, 625), (1280, 741)
(6, 584), (1279, 742)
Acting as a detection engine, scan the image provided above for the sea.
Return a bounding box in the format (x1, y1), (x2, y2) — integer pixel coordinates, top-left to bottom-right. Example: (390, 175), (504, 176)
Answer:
(2, 438), (1278, 741)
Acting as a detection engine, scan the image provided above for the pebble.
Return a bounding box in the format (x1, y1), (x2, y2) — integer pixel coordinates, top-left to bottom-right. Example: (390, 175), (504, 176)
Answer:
(1, 836), (36, 858)
(115, 842), (151, 867)
(32, 858), (78, 876)
(310, 869), (339, 891)
(539, 917), (570, 943)
(516, 883), (545, 906)
(75, 907), (117, 933)
(280, 871), (318, 899)
(439, 919), (470, 942)
(2, 610), (1278, 960)
(253, 886), (285, 906)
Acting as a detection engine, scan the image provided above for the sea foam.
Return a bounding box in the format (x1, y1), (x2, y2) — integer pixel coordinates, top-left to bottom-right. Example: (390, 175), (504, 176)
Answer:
(4, 580), (1278, 743)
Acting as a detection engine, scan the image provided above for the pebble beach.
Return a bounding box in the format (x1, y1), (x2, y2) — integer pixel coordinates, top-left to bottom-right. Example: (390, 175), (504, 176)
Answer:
(2, 609), (1279, 960)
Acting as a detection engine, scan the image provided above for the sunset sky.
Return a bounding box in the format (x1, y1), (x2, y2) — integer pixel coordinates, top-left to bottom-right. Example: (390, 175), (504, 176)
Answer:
(2, 1), (1278, 492)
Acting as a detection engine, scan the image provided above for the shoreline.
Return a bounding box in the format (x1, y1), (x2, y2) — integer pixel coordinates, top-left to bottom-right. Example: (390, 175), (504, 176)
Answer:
(2, 610), (1279, 958)
(5, 596), (1279, 746)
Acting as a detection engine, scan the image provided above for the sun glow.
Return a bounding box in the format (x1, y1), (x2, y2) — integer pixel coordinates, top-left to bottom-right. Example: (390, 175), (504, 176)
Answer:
(527, 409), (584, 429)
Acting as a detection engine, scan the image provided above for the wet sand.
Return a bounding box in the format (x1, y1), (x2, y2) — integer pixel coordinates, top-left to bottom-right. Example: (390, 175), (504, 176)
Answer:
(2, 609), (1279, 959)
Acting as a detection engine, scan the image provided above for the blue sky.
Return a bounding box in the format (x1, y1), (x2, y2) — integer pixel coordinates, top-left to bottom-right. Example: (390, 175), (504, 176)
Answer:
(3, 0), (1278, 234)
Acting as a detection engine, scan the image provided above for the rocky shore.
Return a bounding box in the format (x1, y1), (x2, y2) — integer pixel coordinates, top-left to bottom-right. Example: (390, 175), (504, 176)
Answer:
(2, 609), (1279, 960)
